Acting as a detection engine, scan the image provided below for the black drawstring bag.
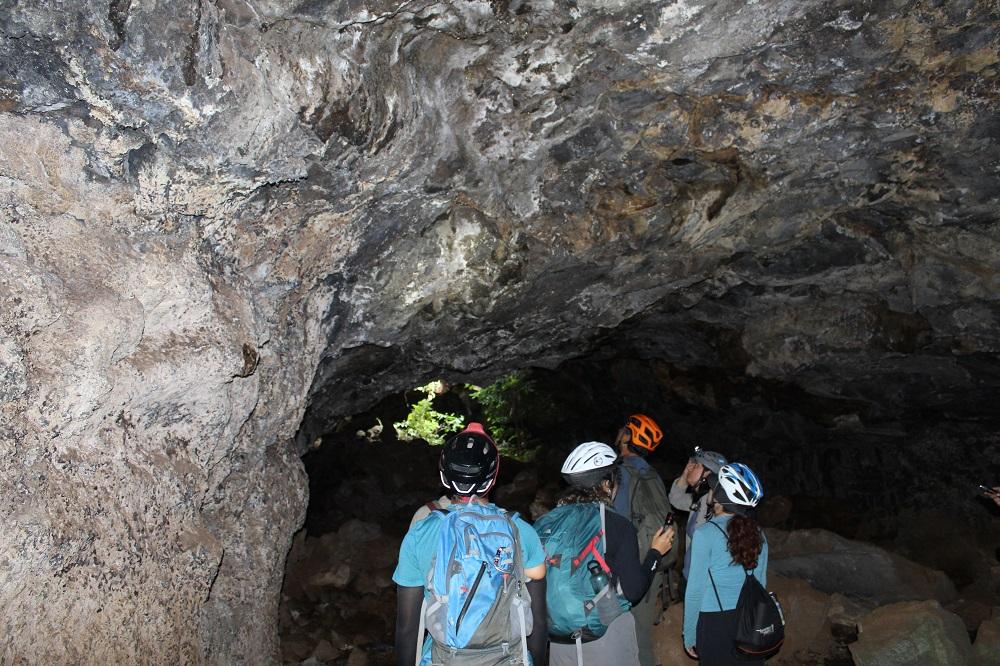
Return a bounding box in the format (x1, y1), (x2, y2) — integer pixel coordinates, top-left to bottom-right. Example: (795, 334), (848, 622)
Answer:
(734, 571), (785, 655)
(707, 523), (785, 657)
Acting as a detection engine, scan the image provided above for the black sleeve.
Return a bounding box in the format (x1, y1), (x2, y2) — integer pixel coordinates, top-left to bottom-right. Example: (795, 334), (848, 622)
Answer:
(526, 578), (548, 665)
(395, 585), (424, 666)
(604, 511), (662, 605)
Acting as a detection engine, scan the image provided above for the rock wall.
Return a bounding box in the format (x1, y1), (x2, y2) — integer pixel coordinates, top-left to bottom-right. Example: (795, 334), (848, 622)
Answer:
(1, 0), (998, 662)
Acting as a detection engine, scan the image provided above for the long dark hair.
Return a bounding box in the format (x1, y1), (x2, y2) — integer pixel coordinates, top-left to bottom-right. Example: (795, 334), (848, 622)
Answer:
(727, 514), (763, 569)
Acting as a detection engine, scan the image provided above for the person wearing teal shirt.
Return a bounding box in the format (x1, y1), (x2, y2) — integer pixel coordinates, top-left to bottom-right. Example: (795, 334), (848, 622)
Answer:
(392, 423), (548, 666)
(683, 463), (768, 666)
(393, 502), (546, 587)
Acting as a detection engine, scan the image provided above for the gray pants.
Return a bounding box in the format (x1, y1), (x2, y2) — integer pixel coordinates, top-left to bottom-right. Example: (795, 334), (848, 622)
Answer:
(630, 575), (659, 666)
(548, 613), (639, 666)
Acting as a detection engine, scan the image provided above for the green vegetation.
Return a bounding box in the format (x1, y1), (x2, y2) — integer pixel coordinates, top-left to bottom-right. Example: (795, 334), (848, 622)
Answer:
(470, 371), (543, 461)
(393, 381), (464, 446)
(393, 372), (549, 460)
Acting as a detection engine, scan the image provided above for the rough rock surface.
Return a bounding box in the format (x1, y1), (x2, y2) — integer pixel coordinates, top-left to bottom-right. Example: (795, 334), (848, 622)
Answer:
(849, 600), (974, 666)
(973, 615), (1000, 666)
(2, 0), (999, 662)
(651, 575), (845, 666)
(766, 575), (841, 665)
(767, 528), (958, 605)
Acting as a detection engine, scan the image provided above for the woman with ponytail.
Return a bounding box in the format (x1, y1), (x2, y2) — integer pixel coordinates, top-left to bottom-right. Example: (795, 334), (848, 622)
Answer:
(682, 463), (767, 665)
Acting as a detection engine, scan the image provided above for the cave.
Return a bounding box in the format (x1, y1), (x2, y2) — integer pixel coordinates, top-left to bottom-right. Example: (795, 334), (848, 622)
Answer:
(2, 0), (999, 664)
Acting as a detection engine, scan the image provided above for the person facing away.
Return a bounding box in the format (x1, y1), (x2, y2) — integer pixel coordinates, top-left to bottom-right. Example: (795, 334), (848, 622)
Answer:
(683, 463), (768, 666)
(540, 441), (675, 666)
(668, 447), (728, 582)
(393, 423), (548, 666)
(609, 413), (671, 666)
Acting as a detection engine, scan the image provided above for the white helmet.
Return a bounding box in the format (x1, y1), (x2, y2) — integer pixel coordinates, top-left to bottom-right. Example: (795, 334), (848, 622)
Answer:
(561, 442), (618, 487)
(714, 463), (763, 512)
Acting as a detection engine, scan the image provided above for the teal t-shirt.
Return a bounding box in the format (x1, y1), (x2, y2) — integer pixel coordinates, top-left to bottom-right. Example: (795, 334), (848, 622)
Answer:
(682, 515), (768, 649)
(393, 502), (545, 588)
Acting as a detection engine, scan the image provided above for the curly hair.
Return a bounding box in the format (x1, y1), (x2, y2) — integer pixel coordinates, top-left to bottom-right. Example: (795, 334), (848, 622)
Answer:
(727, 514), (763, 569)
(556, 466), (620, 507)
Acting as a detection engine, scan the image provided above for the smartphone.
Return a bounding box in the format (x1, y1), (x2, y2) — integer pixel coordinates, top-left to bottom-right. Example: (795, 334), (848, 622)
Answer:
(980, 484), (998, 495)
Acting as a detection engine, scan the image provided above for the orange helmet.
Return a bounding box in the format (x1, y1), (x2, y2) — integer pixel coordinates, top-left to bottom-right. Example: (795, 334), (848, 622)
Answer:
(625, 413), (663, 453)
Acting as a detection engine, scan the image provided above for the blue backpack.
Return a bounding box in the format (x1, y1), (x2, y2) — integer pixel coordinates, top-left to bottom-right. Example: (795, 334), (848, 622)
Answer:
(534, 502), (630, 643)
(418, 502), (533, 665)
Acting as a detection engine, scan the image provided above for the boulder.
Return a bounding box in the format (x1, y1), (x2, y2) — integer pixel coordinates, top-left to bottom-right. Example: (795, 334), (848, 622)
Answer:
(767, 575), (839, 665)
(849, 600), (974, 666)
(973, 616), (1000, 666)
(827, 592), (873, 645)
(945, 596), (995, 634)
(767, 528), (958, 605)
(653, 577), (843, 666)
(307, 564), (352, 590)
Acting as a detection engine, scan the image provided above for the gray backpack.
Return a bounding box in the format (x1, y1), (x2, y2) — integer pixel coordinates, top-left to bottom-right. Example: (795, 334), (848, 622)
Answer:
(627, 464), (675, 572)
(417, 503), (533, 665)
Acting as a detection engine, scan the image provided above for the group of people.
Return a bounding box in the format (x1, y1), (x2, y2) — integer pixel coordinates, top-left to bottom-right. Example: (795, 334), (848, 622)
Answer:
(393, 415), (769, 665)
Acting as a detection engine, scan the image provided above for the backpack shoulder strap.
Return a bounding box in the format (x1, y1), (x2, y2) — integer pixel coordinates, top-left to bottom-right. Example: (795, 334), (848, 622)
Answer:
(707, 569), (724, 611)
(703, 520), (726, 611)
(500, 510), (531, 666)
(599, 501), (607, 555)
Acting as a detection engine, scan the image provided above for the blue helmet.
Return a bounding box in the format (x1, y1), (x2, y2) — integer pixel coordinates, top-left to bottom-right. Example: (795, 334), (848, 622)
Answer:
(714, 463), (763, 511)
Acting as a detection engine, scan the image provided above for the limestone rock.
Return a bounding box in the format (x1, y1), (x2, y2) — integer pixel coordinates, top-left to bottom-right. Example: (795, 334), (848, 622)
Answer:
(850, 600), (974, 666)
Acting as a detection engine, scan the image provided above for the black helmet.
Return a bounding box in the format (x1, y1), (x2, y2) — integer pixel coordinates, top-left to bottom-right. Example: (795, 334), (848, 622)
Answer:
(439, 423), (499, 496)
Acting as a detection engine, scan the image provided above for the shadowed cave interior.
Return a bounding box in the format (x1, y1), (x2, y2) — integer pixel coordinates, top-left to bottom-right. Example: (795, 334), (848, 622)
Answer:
(282, 338), (1000, 665)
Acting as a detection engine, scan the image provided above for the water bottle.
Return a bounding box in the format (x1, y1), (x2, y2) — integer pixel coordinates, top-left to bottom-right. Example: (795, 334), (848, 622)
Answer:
(588, 561), (609, 594)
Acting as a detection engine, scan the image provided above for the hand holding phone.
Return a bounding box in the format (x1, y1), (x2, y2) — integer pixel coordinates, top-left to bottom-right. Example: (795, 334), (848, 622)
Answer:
(980, 484), (999, 497)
